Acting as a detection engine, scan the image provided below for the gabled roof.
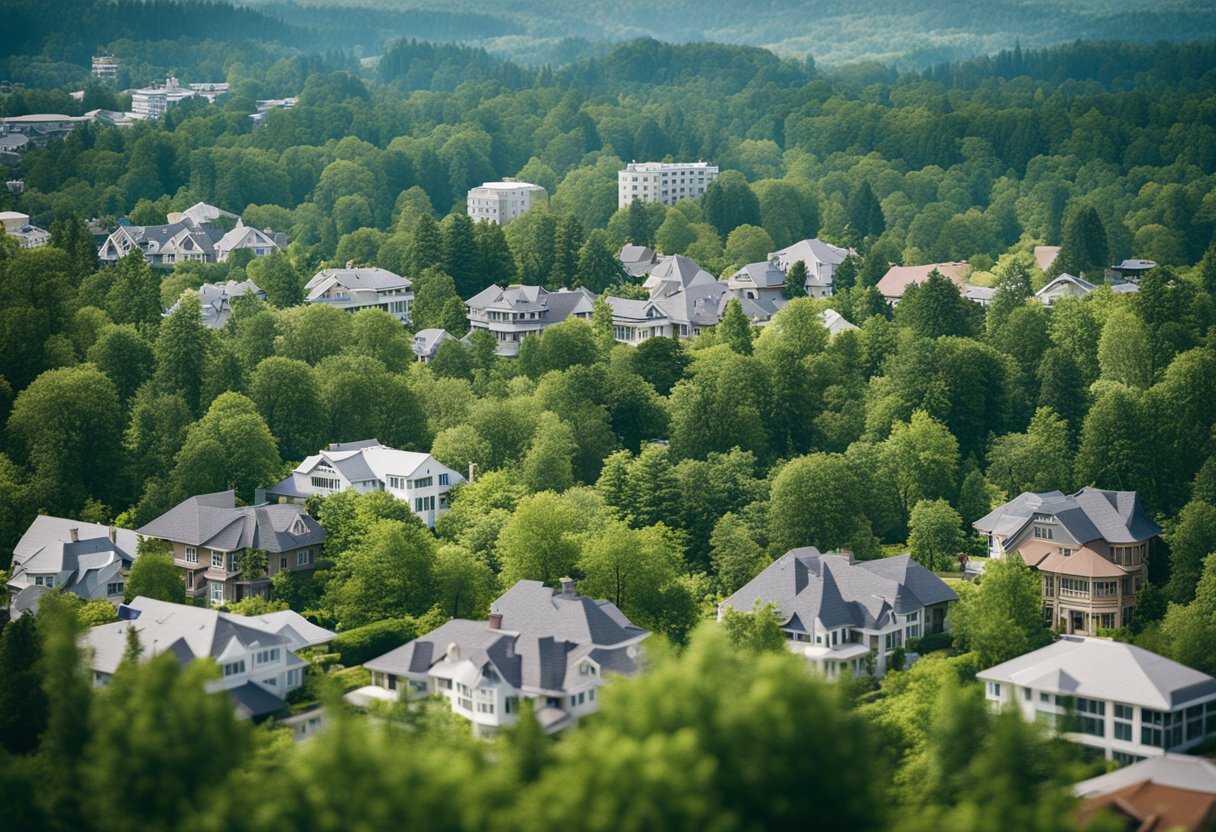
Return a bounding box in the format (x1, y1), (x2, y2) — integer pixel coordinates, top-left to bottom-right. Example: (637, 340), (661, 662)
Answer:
(770, 238), (851, 271)
(305, 267), (411, 297)
(493, 580), (650, 647)
(1075, 753), (1216, 797)
(137, 491), (325, 552)
(876, 262), (970, 300)
(1033, 245), (1060, 272)
(13, 516), (139, 568)
(618, 245), (659, 277)
(238, 610), (336, 649)
(973, 487), (1161, 545)
(978, 637), (1216, 710)
(286, 440), (457, 489)
(465, 284), (595, 320)
(604, 295), (668, 322)
(722, 550), (957, 631)
(643, 254), (717, 299)
(193, 279), (264, 329)
(819, 309), (858, 336)
(1036, 273), (1095, 298)
(653, 279), (731, 327)
(729, 260), (786, 290)
(166, 201), (237, 227)
(412, 328), (454, 358)
(215, 224), (282, 255)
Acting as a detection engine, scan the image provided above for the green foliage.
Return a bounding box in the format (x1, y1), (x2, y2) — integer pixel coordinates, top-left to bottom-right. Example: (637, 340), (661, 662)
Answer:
(719, 600), (787, 652)
(77, 598), (119, 627)
(908, 499), (966, 572)
(0, 613), (46, 755)
(125, 548), (185, 604)
(948, 554), (1051, 667)
(331, 617), (419, 667)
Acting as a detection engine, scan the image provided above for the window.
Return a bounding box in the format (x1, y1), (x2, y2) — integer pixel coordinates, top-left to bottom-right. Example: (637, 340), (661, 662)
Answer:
(107, 581), (124, 596)
(1075, 697), (1105, 737)
(477, 701), (495, 714)
(280, 556), (288, 570)
(223, 660), (246, 677)
(210, 581), (225, 605)
(1060, 578), (1090, 597)
(1094, 581), (1118, 597)
(438, 473), (450, 486)
(1187, 704), (1204, 741)
(228, 553), (239, 573)
(187, 572), (194, 589)
(297, 550), (310, 566)
(387, 475), (405, 490)
(185, 546), (198, 564)
(1040, 692), (1051, 703)
(414, 496), (435, 512)
(287, 669), (301, 687)
(1033, 526), (1054, 540)
(989, 682), (1002, 698)
(255, 648), (281, 665)
(411, 476), (433, 489)
(1057, 547), (1073, 557)
(1024, 687), (1032, 701)
(505, 696), (519, 714)
(1142, 709), (1169, 747)
(310, 476), (341, 491)
(211, 551), (225, 570)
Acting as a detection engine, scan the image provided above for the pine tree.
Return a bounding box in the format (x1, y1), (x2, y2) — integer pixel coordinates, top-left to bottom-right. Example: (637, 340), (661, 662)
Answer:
(441, 212), (479, 297)
(575, 229), (626, 292)
(406, 212), (443, 277)
(718, 298), (754, 354)
(548, 214), (583, 289)
(1056, 203), (1108, 278)
(847, 181), (884, 242)
(783, 260), (809, 299)
(154, 292), (211, 415)
(473, 219), (516, 290)
(627, 199), (652, 247)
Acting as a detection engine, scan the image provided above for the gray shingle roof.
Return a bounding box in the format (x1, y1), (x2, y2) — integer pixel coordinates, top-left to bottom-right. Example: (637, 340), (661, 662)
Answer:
(977, 636), (1216, 710)
(305, 267), (411, 293)
(771, 238), (850, 270)
(973, 487), (1161, 544)
(492, 580), (649, 647)
(229, 680), (288, 719)
(137, 491), (325, 552)
(1074, 753), (1216, 797)
(722, 550), (957, 631)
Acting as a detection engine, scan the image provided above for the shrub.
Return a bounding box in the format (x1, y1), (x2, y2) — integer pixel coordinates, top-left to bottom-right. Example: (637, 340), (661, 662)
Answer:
(331, 618), (418, 666)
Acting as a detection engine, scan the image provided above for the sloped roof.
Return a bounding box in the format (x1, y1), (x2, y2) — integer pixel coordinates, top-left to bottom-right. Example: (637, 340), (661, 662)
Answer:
(1075, 753), (1216, 797)
(229, 680), (288, 719)
(819, 309), (858, 336)
(729, 260), (786, 290)
(771, 238), (851, 270)
(1036, 273), (1095, 298)
(194, 279), (264, 329)
(305, 266), (411, 297)
(13, 516), (139, 568)
(1033, 245), (1060, 272)
(167, 201), (237, 227)
(722, 550), (957, 631)
(215, 224), (281, 255)
(978, 637), (1216, 710)
(618, 245), (659, 277)
(973, 487), (1161, 545)
(493, 580), (650, 647)
(239, 610), (335, 649)
(137, 491), (325, 552)
(876, 262), (971, 299)
(643, 254), (717, 298)
(412, 328), (454, 358)
(288, 440), (456, 489)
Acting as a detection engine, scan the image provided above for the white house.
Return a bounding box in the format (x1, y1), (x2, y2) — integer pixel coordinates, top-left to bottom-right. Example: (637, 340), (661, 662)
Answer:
(1036, 273), (1096, 306)
(191, 279), (266, 329)
(466, 180), (547, 225)
(305, 265), (413, 323)
(727, 258), (788, 317)
(83, 596), (331, 719)
(261, 439), (464, 528)
(465, 284), (596, 357)
(769, 238), (852, 298)
(6, 516), (140, 611)
(604, 296), (674, 343)
(618, 161), (719, 209)
(98, 220), (224, 267)
(719, 548), (957, 678)
(412, 328), (455, 362)
(978, 637), (1216, 766)
(214, 223), (285, 262)
(0, 211), (49, 248)
(353, 578), (650, 736)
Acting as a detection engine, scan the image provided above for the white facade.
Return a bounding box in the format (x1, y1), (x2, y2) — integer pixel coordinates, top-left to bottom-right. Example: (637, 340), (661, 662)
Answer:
(465, 284), (596, 357)
(618, 161), (719, 209)
(91, 56), (119, 79)
(769, 238), (852, 298)
(979, 637), (1216, 765)
(0, 211), (49, 248)
(305, 266), (413, 323)
(263, 440), (464, 528)
(130, 77), (196, 119)
(466, 180), (546, 225)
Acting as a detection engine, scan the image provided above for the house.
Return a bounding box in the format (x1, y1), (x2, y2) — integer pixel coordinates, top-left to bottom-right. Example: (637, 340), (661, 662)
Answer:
(640, 254), (731, 338)
(978, 637), (1216, 765)
(97, 220), (225, 267)
(0, 211), (49, 248)
(1034, 245), (1061, 273)
(876, 261), (971, 304)
(465, 284), (596, 357)
(1074, 754), (1216, 831)
(727, 258), (788, 317)
(0, 113), (93, 146)
(83, 596), (329, 719)
(769, 238), (852, 298)
(964, 284), (995, 306)
(1110, 259), (1157, 284)
(466, 179), (546, 225)
(412, 328), (455, 362)
(719, 548), (957, 678)
(604, 296), (674, 343)
(236, 609), (338, 650)
(618, 244), (659, 277)
(214, 223), (285, 262)
(1036, 273), (1096, 306)
(304, 264), (413, 323)
(973, 488), (1162, 635)
(6, 516), (140, 610)
(260, 439), (464, 528)
(192, 279), (266, 329)
(166, 201), (237, 228)
(618, 161), (719, 209)
(137, 492), (325, 606)
(819, 308), (859, 337)
(353, 578), (649, 736)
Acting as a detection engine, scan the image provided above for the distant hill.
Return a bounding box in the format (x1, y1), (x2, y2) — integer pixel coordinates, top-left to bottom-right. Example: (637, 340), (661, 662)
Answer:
(242, 0), (1216, 67)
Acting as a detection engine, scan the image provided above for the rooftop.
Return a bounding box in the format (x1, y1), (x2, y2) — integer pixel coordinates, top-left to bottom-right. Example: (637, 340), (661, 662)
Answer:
(973, 487), (1161, 546)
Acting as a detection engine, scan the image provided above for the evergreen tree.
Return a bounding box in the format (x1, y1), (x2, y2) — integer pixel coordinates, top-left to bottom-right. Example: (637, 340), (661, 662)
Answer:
(626, 199), (653, 247)
(575, 229), (626, 292)
(847, 181), (885, 242)
(411, 267), (462, 331)
(472, 218), (516, 289)
(702, 171), (761, 239)
(783, 259), (808, 299)
(441, 212), (480, 298)
(104, 250), (162, 328)
(49, 214), (96, 281)
(717, 298), (753, 354)
(548, 213), (583, 289)
(154, 292), (211, 415)
(1036, 347), (1087, 442)
(896, 270), (976, 339)
(406, 212), (444, 277)
(1056, 203), (1108, 278)
(0, 614), (46, 755)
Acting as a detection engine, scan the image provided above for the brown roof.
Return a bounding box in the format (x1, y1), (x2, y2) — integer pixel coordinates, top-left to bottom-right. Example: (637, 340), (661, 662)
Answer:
(1034, 246), (1060, 272)
(1037, 548), (1127, 578)
(876, 262), (971, 300)
(1078, 781), (1216, 832)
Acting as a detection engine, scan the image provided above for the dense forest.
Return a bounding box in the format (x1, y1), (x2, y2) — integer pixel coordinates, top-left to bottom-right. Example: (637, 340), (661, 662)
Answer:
(3, 27), (1216, 832)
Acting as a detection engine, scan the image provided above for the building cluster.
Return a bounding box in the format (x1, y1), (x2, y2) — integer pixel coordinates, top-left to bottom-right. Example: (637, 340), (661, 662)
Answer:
(97, 201), (286, 268)
(130, 77), (228, 119)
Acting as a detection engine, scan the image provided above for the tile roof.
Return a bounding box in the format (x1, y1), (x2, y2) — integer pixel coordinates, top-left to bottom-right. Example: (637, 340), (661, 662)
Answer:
(978, 637), (1216, 710)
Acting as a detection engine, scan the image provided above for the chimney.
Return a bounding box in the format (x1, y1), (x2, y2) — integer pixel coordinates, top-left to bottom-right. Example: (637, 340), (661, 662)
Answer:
(488, 612), (503, 630)
(69, 527), (79, 542)
(560, 577), (576, 597)
(468, 461), (477, 483)
(107, 525), (116, 543)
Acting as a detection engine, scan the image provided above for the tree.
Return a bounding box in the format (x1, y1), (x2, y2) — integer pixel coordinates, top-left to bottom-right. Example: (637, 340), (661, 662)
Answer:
(1097, 307), (1153, 388)
(626, 199), (653, 247)
(323, 519), (437, 629)
(986, 407), (1074, 496)
(441, 212), (479, 297)
(948, 554), (1051, 666)
(1074, 385), (1157, 507)
(8, 365), (125, 514)
(169, 392), (281, 504)
(77, 598), (119, 627)
(883, 410), (960, 526)
(896, 270), (976, 339)
(154, 292), (211, 414)
(497, 492), (583, 586)
(547, 213), (583, 289)
(1056, 203), (1108, 278)
(709, 513), (767, 594)
(1035, 347), (1087, 441)
(410, 267), (462, 332)
(86, 324), (154, 404)
(104, 250), (162, 327)
(783, 260), (808, 300)
(1165, 500), (1216, 604)
(847, 180), (885, 242)
(629, 335), (689, 396)
(908, 499), (965, 572)
(249, 357), (324, 461)
(702, 171), (760, 239)
(247, 251), (302, 307)
(723, 224), (774, 268)
(474, 218), (517, 288)
(769, 453), (876, 554)
(575, 229), (627, 292)
(0, 614), (46, 755)
(719, 601), (786, 652)
(578, 521), (684, 632)
(717, 298), (753, 354)
(655, 208), (696, 255)
(520, 411), (577, 494)
(433, 544), (496, 619)
(124, 545), (185, 604)
(407, 211), (444, 276)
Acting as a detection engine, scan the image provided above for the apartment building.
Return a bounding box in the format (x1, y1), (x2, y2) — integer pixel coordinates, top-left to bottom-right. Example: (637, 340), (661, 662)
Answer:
(466, 180), (547, 225)
(617, 161), (719, 209)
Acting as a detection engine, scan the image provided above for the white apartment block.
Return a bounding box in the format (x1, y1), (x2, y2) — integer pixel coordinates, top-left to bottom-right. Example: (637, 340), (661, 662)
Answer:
(91, 56), (119, 79)
(466, 180), (547, 225)
(130, 77), (196, 119)
(617, 161), (719, 209)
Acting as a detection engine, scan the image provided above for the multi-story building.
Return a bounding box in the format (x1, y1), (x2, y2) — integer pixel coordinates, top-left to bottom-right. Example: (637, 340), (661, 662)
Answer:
(6, 516), (139, 613)
(465, 284), (596, 357)
(0, 113), (93, 146)
(978, 637), (1216, 765)
(98, 220), (225, 267)
(0, 211), (50, 248)
(214, 222), (285, 262)
(768, 238), (853, 298)
(261, 439), (464, 529)
(91, 55), (119, 79)
(617, 161), (719, 209)
(354, 579), (650, 736)
(84, 596), (333, 720)
(137, 491), (326, 606)
(973, 488), (1161, 635)
(130, 77), (197, 119)
(304, 265), (413, 323)
(466, 180), (547, 225)
(719, 547), (957, 678)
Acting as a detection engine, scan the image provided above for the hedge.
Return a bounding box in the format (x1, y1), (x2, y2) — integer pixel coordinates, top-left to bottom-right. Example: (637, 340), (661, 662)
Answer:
(331, 618), (418, 666)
